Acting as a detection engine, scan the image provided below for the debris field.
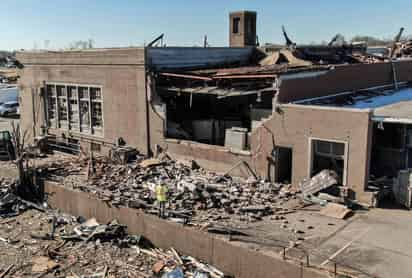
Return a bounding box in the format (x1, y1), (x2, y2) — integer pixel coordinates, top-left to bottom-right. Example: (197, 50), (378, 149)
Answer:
(43, 153), (302, 229)
(0, 205), (229, 277)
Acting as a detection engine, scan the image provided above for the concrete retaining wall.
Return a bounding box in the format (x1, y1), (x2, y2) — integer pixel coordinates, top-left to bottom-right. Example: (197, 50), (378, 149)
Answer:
(44, 181), (327, 278)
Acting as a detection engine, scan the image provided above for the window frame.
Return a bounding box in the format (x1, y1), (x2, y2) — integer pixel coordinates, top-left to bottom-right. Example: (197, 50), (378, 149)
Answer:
(308, 137), (349, 185)
(45, 82), (104, 138)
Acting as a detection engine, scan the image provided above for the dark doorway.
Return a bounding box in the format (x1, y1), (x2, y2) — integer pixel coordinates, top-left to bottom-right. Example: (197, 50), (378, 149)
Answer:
(275, 147), (292, 183)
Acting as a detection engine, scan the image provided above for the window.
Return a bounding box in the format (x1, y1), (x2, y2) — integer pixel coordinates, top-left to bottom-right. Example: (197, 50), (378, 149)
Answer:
(233, 17), (240, 34)
(46, 85), (57, 128)
(68, 86), (79, 130)
(45, 83), (103, 136)
(311, 139), (347, 184)
(78, 87), (90, 132)
(0, 131), (11, 141)
(314, 140), (345, 158)
(56, 85), (68, 129)
(90, 87), (103, 135)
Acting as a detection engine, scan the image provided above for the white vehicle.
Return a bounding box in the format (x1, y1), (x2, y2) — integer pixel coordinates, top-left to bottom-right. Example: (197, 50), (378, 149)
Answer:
(0, 101), (19, 117)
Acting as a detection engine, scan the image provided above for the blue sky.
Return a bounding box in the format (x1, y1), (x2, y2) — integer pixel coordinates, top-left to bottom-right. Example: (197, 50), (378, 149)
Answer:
(1, 0), (411, 50)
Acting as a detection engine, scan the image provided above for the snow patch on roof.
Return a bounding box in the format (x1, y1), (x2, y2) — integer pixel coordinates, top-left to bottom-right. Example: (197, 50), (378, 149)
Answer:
(344, 87), (412, 109)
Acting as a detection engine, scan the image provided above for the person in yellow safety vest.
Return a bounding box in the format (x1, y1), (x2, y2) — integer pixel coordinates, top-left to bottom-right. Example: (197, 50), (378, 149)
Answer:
(156, 184), (168, 218)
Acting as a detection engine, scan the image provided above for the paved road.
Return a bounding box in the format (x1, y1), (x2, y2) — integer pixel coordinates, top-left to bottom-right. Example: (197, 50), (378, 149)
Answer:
(308, 208), (412, 278)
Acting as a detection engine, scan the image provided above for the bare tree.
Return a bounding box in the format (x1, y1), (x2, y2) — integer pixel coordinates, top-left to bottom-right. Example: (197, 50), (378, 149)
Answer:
(44, 40), (50, 49)
(10, 121), (29, 190)
(88, 39), (94, 49)
(351, 35), (392, 46)
(68, 39), (95, 50)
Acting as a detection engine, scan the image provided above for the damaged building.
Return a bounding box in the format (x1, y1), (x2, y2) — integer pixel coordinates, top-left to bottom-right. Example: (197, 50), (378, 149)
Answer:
(16, 11), (412, 206)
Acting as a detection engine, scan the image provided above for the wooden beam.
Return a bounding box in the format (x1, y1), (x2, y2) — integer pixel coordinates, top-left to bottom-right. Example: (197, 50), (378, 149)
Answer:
(159, 72), (213, 81)
(213, 74), (277, 79)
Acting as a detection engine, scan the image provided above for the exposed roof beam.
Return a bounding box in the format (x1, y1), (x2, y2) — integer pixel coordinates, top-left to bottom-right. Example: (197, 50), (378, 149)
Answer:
(159, 72), (213, 81)
(213, 74), (277, 79)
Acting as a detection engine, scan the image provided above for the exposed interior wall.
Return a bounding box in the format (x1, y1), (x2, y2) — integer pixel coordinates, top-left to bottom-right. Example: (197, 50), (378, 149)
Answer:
(250, 104), (373, 203)
(17, 48), (149, 154)
(160, 93), (272, 147)
(278, 60), (412, 103)
(147, 75), (254, 176)
(166, 139), (253, 177)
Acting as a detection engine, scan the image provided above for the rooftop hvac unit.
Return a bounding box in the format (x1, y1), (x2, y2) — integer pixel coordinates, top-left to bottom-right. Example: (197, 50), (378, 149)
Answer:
(225, 127), (247, 150)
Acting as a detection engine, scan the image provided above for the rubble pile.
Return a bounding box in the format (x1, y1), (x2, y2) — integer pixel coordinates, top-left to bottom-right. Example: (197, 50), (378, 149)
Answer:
(0, 178), (27, 218)
(45, 155), (299, 226)
(400, 40), (412, 57)
(0, 210), (229, 277)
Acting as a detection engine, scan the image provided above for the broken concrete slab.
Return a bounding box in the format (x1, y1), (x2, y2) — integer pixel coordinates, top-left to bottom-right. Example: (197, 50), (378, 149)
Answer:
(320, 203), (352, 219)
(300, 170), (338, 197)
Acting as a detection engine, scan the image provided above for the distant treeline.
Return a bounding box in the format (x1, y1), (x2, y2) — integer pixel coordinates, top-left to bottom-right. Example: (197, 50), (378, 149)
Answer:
(350, 35), (412, 46)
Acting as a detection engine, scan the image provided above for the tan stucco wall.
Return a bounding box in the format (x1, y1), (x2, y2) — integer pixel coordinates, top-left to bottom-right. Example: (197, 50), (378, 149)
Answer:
(250, 104), (373, 203)
(17, 48), (149, 154)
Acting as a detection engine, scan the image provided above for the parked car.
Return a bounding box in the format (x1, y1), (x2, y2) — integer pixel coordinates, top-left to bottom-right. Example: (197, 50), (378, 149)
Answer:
(0, 101), (19, 117)
(0, 130), (14, 160)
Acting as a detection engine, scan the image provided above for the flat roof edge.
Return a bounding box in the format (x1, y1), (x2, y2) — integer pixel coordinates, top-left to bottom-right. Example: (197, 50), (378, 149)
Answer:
(283, 103), (372, 113)
(372, 116), (412, 124)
